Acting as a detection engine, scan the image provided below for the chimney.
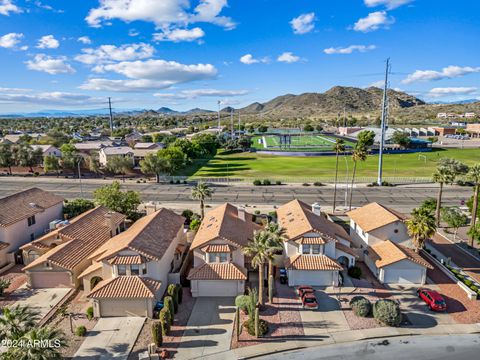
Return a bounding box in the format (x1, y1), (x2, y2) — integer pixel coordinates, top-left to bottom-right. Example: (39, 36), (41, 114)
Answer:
(105, 212), (116, 236)
(312, 203), (321, 216)
(237, 206), (246, 222)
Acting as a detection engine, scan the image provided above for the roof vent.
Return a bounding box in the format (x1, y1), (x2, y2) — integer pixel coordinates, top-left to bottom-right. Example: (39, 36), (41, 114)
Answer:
(29, 202), (38, 208)
(312, 203), (321, 216)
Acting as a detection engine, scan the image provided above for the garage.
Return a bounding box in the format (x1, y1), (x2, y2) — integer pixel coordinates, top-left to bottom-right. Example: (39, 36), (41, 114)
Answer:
(288, 270), (336, 287)
(196, 280), (241, 297)
(28, 271), (72, 288)
(382, 261), (426, 284)
(97, 299), (152, 317)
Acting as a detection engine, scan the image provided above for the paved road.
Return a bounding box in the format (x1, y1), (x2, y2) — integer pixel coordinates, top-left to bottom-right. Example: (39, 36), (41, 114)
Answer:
(259, 334), (480, 360)
(0, 177), (473, 213)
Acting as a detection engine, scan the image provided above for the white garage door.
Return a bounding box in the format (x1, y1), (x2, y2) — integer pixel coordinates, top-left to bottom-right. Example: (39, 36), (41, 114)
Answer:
(29, 272), (72, 288)
(198, 280), (239, 297)
(288, 270), (334, 286)
(383, 269), (423, 284)
(99, 299), (149, 317)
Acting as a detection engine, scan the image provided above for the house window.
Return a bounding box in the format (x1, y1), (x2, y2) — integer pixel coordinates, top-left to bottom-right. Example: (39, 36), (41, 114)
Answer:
(30, 233), (35, 241)
(27, 215), (36, 227)
(45, 261), (51, 268)
(219, 253), (228, 263)
(302, 244), (311, 254)
(208, 252), (216, 263)
(208, 252), (229, 263)
(312, 244), (321, 254)
(141, 264), (147, 275)
(118, 265), (127, 275)
(131, 265), (140, 275)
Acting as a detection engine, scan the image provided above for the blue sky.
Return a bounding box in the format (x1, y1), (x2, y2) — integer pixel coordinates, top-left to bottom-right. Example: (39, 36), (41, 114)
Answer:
(0, 0), (479, 112)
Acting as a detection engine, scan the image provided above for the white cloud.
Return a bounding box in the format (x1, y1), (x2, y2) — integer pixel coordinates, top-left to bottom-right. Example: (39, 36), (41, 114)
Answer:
(364, 0), (413, 10)
(153, 27), (205, 42)
(77, 36), (92, 45)
(239, 54), (269, 65)
(402, 66), (480, 84)
(154, 88), (248, 99)
(86, 0), (235, 30)
(353, 11), (394, 32)
(36, 35), (60, 49)
(369, 80), (385, 88)
(0, 89), (105, 106)
(25, 54), (75, 74)
(34, 1), (64, 13)
(0, 32), (23, 48)
(324, 44), (376, 55)
(428, 87), (477, 98)
(80, 59), (217, 92)
(0, 0), (21, 16)
(277, 52), (300, 63)
(75, 43), (155, 65)
(290, 12), (315, 34)
(128, 29), (139, 36)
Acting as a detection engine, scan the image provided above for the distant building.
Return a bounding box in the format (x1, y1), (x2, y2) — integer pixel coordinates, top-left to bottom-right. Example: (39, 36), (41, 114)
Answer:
(466, 124), (480, 138)
(465, 112), (477, 119)
(98, 146), (134, 167)
(338, 127), (363, 136)
(431, 127), (457, 136)
(32, 145), (62, 158)
(437, 113), (447, 119)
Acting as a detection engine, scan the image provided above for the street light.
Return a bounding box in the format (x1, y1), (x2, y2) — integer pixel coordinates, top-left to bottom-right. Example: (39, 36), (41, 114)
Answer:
(343, 154), (349, 209)
(77, 157), (84, 198)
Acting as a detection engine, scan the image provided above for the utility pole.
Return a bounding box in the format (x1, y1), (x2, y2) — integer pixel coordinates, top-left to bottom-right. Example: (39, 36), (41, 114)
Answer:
(230, 109), (234, 140)
(377, 58), (390, 186)
(217, 100), (221, 129)
(343, 106), (346, 128)
(238, 112), (241, 133)
(108, 97), (114, 133)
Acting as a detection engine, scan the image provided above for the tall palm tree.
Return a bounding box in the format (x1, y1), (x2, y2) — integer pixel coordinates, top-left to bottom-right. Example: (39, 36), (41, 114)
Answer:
(191, 182), (213, 219)
(467, 164), (480, 245)
(0, 305), (40, 340)
(406, 207), (437, 252)
(332, 139), (346, 212)
(243, 231), (270, 306)
(264, 223), (286, 303)
(348, 145), (367, 210)
(433, 167), (455, 227)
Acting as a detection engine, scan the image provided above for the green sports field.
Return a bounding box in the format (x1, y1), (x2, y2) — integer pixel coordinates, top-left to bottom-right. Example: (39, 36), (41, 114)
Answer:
(183, 148), (480, 182)
(252, 134), (355, 151)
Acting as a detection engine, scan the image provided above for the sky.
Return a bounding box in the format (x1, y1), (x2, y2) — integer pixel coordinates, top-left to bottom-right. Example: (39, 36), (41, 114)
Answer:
(0, 0), (479, 112)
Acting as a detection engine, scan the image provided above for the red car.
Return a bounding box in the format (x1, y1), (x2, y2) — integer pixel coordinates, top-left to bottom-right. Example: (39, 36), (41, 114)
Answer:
(297, 285), (314, 298)
(301, 293), (318, 310)
(417, 288), (447, 312)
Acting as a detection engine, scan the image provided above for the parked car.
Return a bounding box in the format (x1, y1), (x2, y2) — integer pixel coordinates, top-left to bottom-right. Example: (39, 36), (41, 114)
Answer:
(279, 268), (288, 284)
(301, 293), (318, 310)
(417, 288), (447, 312)
(297, 285), (314, 298)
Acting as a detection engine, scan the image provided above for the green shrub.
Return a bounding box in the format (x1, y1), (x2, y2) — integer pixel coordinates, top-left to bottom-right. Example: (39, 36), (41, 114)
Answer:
(464, 280), (473, 287)
(302, 183), (310, 186)
(0, 279), (11, 296)
(253, 179), (262, 186)
(86, 306), (94, 320)
(167, 284), (178, 313)
(275, 180), (282, 185)
(159, 308), (170, 335)
(235, 295), (249, 313)
(243, 318), (268, 336)
(176, 284), (183, 304)
(164, 296), (174, 325)
(470, 285), (478, 292)
(373, 299), (402, 327)
(75, 325), (87, 337)
(263, 179), (271, 186)
(268, 211), (277, 219)
(313, 182), (323, 187)
(151, 321), (163, 347)
(456, 274), (464, 281)
(348, 266), (362, 279)
(451, 268), (459, 274)
(254, 210), (261, 215)
(349, 296), (372, 317)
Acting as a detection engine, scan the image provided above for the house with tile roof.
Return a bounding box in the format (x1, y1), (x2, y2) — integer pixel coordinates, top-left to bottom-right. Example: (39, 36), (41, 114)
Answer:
(347, 202), (410, 248)
(277, 200), (356, 287)
(187, 203), (262, 297)
(365, 240), (433, 284)
(80, 208), (185, 317)
(98, 146), (134, 167)
(22, 206), (126, 288)
(0, 188), (64, 268)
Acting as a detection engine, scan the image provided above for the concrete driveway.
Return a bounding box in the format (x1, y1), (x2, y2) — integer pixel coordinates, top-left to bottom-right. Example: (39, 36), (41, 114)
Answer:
(74, 317), (145, 360)
(300, 287), (349, 337)
(13, 286), (71, 321)
(390, 284), (455, 327)
(175, 297), (235, 360)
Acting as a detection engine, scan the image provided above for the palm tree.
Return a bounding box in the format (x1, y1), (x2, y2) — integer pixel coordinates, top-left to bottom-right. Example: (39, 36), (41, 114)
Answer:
(243, 231), (270, 306)
(264, 223), (286, 303)
(0, 305), (40, 340)
(467, 164), (480, 245)
(467, 223), (480, 246)
(332, 139), (346, 212)
(191, 182), (213, 219)
(348, 144), (367, 210)
(433, 167), (455, 227)
(406, 207), (437, 252)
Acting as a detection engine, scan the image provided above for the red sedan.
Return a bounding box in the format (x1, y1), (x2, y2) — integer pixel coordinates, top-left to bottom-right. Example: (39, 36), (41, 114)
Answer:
(297, 285), (315, 298)
(301, 293), (318, 310)
(417, 288), (447, 312)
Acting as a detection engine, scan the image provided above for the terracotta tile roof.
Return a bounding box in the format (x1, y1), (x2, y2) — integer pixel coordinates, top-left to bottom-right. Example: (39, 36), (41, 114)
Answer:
(347, 202), (408, 233)
(78, 262), (103, 278)
(187, 262), (247, 280)
(87, 276), (161, 299)
(201, 244), (234, 253)
(335, 242), (359, 258)
(277, 200), (351, 243)
(0, 188), (64, 227)
(369, 240), (433, 269)
(108, 255), (146, 265)
(23, 206), (125, 271)
(295, 237), (326, 245)
(191, 203), (262, 250)
(91, 208), (184, 262)
(0, 242), (9, 251)
(285, 255), (343, 271)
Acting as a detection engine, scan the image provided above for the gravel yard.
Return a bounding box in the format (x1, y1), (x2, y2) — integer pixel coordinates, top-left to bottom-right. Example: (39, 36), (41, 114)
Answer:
(0, 265), (27, 307)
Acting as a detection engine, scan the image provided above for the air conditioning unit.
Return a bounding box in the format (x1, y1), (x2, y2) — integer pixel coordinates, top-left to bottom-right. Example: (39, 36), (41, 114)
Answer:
(49, 220), (62, 230)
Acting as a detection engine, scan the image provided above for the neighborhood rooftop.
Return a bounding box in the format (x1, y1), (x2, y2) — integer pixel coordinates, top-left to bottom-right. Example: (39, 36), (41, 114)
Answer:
(347, 202), (408, 232)
(87, 276), (162, 299)
(369, 240), (433, 269)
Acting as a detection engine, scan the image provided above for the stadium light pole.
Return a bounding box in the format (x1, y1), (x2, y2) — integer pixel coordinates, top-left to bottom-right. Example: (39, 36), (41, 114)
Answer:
(377, 58), (390, 186)
(217, 100), (221, 129)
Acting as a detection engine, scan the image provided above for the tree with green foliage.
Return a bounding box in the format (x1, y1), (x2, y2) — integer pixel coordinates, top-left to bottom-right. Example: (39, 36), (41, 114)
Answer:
(60, 143), (79, 175)
(356, 130), (375, 147)
(467, 164), (480, 245)
(164, 296), (174, 325)
(391, 131), (411, 149)
(264, 223), (286, 303)
(87, 152), (101, 177)
(441, 207), (468, 240)
(43, 155), (60, 175)
(46, 130), (70, 147)
(159, 146), (186, 175)
(140, 152), (169, 183)
(0, 278), (11, 296)
(332, 139), (346, 212)
(93, 181), (141, 220)
(406, 207), (437, 252)
(349, 144), (367, 210)
(64, 199), (95, 219)
(191, 182), (213, 219)
(151, 321), (163, 347)
(107, 155), (133, 182)
(167, 284), (178, 313)
(243, 231), (270, 305)
(13, 144), (42, 172)
(467, 223), (480, 246)
(0, 144), (14, 174)
(303, 124), (314, 132)
(419, 198), (437, 214)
